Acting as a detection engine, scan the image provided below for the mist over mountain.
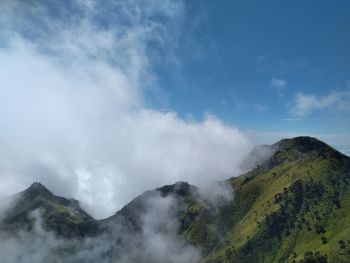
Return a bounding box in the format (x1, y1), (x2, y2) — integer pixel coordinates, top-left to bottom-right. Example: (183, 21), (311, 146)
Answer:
(1, 0), (349, 262)
(0, 0), (256, 219)
(1, 137), (350, 262)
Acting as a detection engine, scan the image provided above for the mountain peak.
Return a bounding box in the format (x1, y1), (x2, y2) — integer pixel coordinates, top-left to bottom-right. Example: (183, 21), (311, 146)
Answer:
(23, 181), (55, 199)
(157, 181), (197, 197)
(2, 182), (96, 237)
(251, 136), (348, 174)
(275, 136), (334, 154)
(28, 181), (47, 190)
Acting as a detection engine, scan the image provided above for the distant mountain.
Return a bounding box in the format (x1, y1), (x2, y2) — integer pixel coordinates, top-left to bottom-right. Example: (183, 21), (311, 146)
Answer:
(0, 182), (97, 237)
(100, 181), (198, 232)
(1, 136), (349, 263)
(96, 181), (201, 262)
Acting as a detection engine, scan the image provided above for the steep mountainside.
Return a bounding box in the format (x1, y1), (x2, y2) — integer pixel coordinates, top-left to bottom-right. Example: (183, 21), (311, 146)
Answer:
(0, 136), (349, 263)
(180, 136), (350, 263)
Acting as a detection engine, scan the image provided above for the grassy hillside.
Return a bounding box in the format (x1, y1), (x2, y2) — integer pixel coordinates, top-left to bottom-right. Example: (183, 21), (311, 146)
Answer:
(180, 137), (350, 263)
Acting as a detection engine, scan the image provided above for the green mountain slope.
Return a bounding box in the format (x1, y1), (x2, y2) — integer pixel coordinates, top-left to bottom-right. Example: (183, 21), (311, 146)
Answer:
(180, 136), (350, 263)
(0, 182), (97, 237)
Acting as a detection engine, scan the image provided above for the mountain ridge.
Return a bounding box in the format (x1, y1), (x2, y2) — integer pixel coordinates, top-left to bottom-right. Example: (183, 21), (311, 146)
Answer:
(1, 136), (349, 262)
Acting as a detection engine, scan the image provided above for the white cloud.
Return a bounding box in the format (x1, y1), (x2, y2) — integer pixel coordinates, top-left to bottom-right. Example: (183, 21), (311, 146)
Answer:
(0, 0), (253, 218)
(270, 78), (287, 92)
(288, 89), (350, 117)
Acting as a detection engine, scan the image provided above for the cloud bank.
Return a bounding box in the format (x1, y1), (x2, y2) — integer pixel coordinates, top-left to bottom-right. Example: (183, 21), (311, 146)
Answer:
(0, 0), (253, 218)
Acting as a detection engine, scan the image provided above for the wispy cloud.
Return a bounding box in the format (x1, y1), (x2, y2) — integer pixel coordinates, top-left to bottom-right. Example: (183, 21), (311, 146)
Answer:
(288, 89), (350, 117)
(270, 78), (287, 94)
(282, 118), (302, 122)
(230, 98), (267, 112)
(256, 55), (266, 64)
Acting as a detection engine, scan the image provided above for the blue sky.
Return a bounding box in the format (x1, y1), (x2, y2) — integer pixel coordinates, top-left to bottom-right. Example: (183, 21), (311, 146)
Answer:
(1, 0), (349, 149)
(148, 0), (350, 150)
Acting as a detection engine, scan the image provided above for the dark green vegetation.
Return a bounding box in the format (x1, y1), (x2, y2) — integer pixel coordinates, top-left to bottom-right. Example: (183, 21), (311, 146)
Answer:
(1, 136), (349, 262)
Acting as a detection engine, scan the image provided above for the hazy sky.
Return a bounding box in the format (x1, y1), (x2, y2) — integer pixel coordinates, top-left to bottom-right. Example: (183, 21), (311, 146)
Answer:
(0, 0), (349, 217)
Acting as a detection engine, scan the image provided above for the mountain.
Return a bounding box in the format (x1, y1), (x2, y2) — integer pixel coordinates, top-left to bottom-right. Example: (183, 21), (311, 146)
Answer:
(100, 181), (198, 232)
(1, 136), (349, 262)
(0, 182), (97, 237)
(180, 136), (350, 263)
(96, 181), (201, 262)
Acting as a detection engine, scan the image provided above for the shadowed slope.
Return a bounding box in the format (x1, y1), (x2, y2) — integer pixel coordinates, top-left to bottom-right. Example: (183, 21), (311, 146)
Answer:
(1, 182), (97, 237)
